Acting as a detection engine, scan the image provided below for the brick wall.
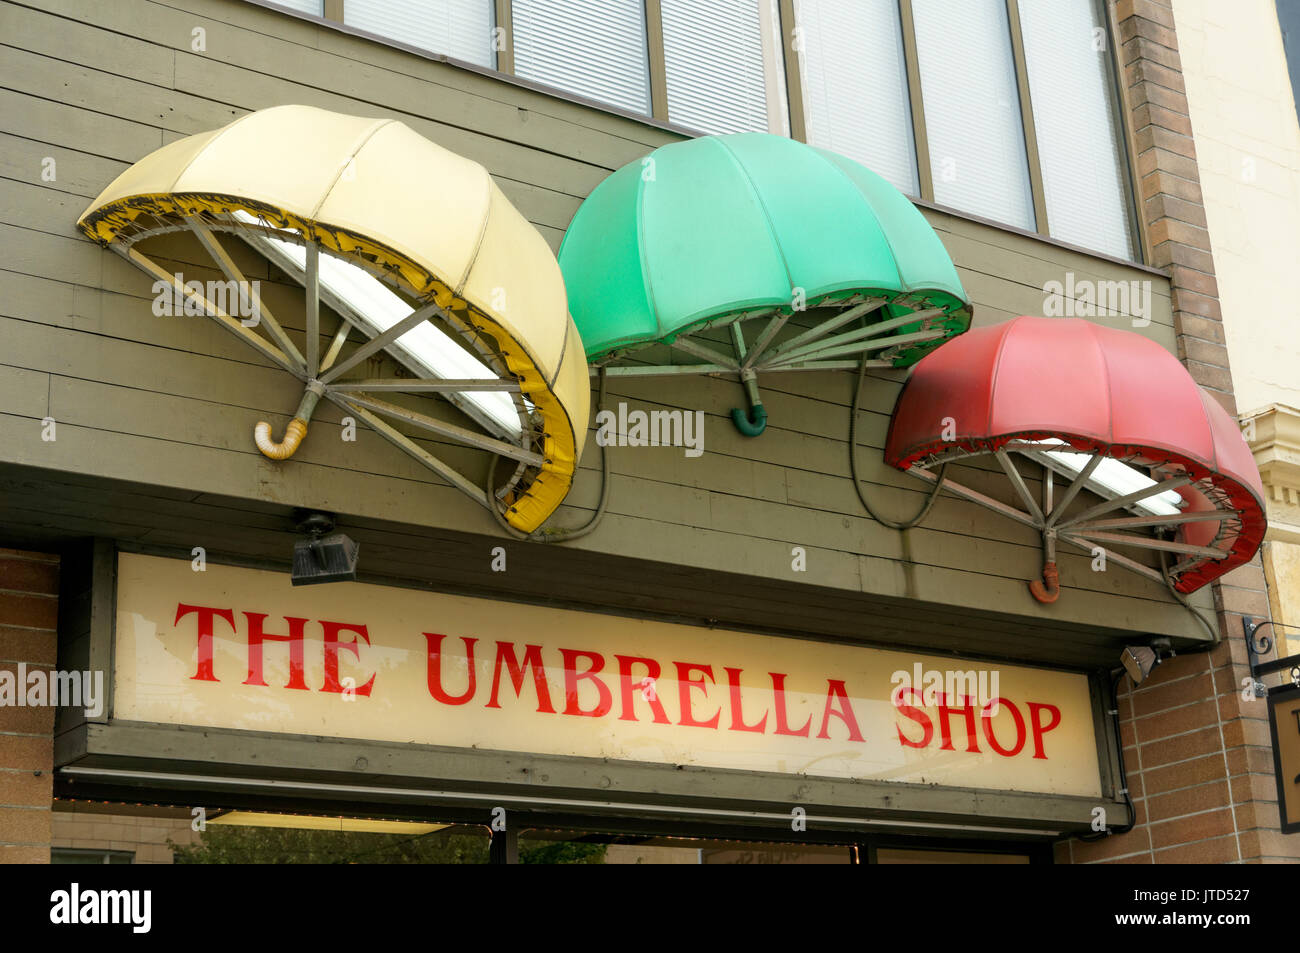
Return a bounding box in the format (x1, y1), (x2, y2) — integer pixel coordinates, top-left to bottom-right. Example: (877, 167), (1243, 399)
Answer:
(0, 548), (59, 863)
(1055, 0), (1298, 863)
(51, 809), (201, 864)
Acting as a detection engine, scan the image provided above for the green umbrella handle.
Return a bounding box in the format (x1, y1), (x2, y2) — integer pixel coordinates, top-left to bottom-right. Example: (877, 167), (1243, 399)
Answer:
(731, 368), (767, 437)
(731, 403), (767, 437)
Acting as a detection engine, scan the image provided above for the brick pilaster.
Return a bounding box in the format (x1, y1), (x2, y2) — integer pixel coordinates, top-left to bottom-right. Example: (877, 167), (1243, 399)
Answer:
(0, 548), (58, 863)
(1056, 0), (1297, 863)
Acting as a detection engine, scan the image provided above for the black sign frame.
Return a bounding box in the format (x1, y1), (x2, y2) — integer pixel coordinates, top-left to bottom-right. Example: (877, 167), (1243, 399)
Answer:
(1266, 682), (1300, 835)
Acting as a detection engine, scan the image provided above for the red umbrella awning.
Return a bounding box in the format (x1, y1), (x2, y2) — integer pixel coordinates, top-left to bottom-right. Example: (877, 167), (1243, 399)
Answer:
(885, 316), (1266, 597)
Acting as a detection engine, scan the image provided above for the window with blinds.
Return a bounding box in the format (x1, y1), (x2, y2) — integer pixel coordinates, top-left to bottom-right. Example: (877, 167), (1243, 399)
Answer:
(511, 0), (652, 116)
(912, 0), (1036, 231)
(343, 0), (497, 69)
(1018, 0), (1136, 259)
(660, 0), (789, 136)
(795, 0), (918, 195)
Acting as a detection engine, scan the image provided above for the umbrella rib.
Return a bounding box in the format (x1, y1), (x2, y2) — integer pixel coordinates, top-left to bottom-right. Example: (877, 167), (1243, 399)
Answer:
(763, 323), (946, 368)
(729, 321), (748, 366)
(995, 449), (1044, 524)
(340, 392), (544, 466)
(907, 466), (1039, 529)
(184, 216), (306, 370)
(742, 312), (790, 370)
(318, 303), (440, 384)
(117, 245), (296, 376)
(1065, 529), (1230, 560)
(1053, 475), (1192, 529)
(1056, 534), (1167, 585)
(319, 318), (352, 374)
(753, 359), (876, 373)
(329, 379), (522, 393)
(1072, 510), (1235, 531)
(669, 335), (739, 369)
(327, 396), (488, 507)
(592, 363), (734, 377)
(305, 243), (320, 378)
(1042, 453), (1104, 527)
(758, 297), (885, 364)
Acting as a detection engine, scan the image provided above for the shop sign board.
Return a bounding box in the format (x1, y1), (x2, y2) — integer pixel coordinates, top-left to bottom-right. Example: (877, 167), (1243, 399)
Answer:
(112, 554), (1102, 798)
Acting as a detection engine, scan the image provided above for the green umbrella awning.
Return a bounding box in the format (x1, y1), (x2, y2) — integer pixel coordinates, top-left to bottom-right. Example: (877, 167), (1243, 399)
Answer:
(558, 134), (972, 435)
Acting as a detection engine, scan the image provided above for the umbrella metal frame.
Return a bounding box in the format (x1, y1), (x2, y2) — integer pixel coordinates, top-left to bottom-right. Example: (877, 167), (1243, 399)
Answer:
(586, 296), (951, 433)
(107, 210), (542, 520)
(901, 441), (1241, 597)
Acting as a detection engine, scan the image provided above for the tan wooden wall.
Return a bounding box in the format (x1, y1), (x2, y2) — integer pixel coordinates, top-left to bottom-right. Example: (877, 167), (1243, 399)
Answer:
(0, 0), (1210, 640)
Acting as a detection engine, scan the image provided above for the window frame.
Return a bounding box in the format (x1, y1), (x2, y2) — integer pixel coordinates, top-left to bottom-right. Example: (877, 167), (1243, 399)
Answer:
(249, 0), (1148, 267)
(781, 0), (1141, 263)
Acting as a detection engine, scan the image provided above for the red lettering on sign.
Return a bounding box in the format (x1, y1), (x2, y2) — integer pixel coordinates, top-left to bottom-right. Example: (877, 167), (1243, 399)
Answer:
(486, 641), (555, 713)
(560, 649), (612, 717)
(615, 655), (671, 724)
(320, 620), (375, 696)
(937, 694), (980, 753)
(242, 612), (309, 690)
(725, 667), (767, 733)
(1027, 701), (1062, 759)
(981, 697), (1027, 756)
(424, 633), (477, 705)
(894, 685), (934, 748)
(675, 662), (720, 729)
(771, 672), (812, 737)
(175, 603), (234, 683)
(817, 679), (865, 742)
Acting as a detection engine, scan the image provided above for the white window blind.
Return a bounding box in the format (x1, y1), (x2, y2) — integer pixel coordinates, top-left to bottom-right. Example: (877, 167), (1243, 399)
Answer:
(795, 0), (917, 195)
(270, 0), (323, 16)
(1018, 0), (1136, 259)
(344, 0), (496, 69)
(661, 0), (789, 135)
(912, 0), (1035, 229)
(511, 0), (652, 115)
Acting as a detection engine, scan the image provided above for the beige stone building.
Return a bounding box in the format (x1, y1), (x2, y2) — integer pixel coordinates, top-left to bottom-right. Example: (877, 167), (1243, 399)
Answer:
(1175, 0), (1300, 656)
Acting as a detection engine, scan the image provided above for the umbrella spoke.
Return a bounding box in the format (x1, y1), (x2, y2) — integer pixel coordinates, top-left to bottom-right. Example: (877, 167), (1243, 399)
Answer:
(995, 449), (1044, 524)
(907, 466), (1040, 530)
(757, 309), (941, 367)
(329, 379), (522, 393)
(1057, 534), (1166, 585)
(118, 245), (297, 375)
(305, 243), (320, 378)
(1043, 453), (1104, 528)
(669, 334), (739, 369)
(742, 312), (790, 370)
(1072, 510), (1235, 531)
(1053, 476), (1192, 529)
(338, 393), (544, 466)
(766, 327), (947, 367)
(185, 216), (306, 370)
(328, 396), (488, 506)
(756, 298), (886, 365)
(318, 303), (441, 384)
(319, 318), (352, 374)
(1065, 529), (1231, 560)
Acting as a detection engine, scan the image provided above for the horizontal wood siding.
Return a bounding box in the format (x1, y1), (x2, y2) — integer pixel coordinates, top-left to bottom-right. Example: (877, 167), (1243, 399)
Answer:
(0, 0), (1209, 650)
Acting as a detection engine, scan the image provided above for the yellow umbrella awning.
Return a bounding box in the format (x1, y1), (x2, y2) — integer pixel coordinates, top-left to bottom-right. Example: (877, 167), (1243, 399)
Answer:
(78, 105), (589, 533)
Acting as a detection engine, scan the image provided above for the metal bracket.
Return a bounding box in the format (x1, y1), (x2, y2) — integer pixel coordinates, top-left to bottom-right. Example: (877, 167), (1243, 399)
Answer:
(1243, 617), (1300, 690)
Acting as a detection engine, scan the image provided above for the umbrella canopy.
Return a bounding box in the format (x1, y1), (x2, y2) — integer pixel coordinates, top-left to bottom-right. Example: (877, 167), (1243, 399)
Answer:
(560, 132), (971, 364)
(78, 104), (588, 534)
(885, 316), (1266, 595)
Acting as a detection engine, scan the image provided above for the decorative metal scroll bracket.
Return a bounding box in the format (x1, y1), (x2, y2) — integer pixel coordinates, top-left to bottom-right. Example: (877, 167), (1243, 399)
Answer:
(1243, 617), (1300, 696)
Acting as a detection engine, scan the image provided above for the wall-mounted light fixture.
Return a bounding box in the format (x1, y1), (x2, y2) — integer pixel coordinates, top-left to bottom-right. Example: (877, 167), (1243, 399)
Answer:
(291, 511), (358, 586)
(1120, 637), (1172, 686)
